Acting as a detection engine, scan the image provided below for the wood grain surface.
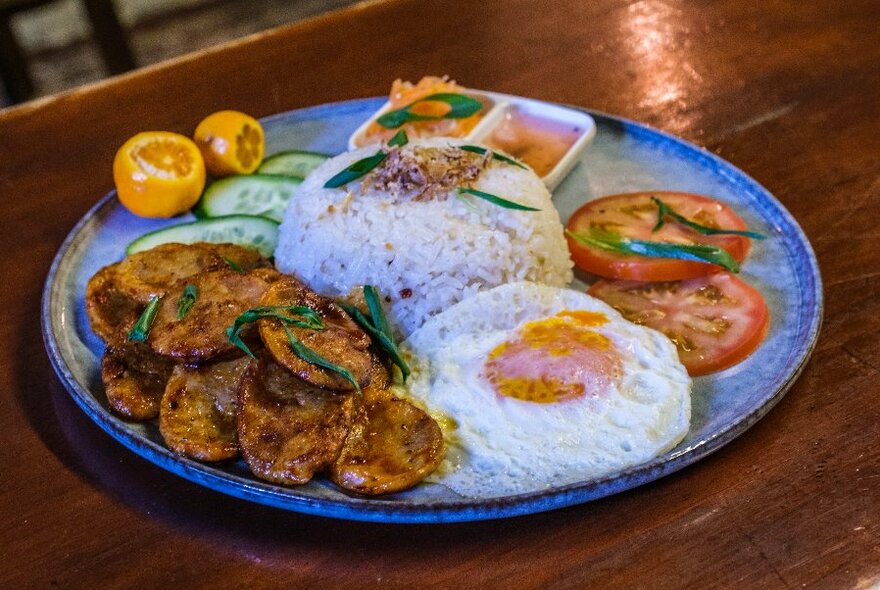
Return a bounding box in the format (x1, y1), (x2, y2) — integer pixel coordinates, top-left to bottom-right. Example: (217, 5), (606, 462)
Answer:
(2, 0), (879, 587)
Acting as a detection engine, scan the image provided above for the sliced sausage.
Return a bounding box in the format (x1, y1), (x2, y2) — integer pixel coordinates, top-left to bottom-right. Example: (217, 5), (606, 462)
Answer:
(114, 243), (226, 304)
(159, 356), (250, 461)
(85, 264), (144, 345)
(237, 356), (357, 485)
(149, 268), (273, 364)
(259, 277), (373, 392)
(331, 362), (444, 495)
(101, 342), (174, 420)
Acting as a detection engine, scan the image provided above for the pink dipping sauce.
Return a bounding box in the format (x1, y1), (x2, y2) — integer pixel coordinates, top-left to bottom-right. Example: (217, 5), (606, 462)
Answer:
(485, 108), (583, 177)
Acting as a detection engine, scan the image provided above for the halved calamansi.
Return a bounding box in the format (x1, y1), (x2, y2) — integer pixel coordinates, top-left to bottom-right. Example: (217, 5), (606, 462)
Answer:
(113, 131), (206, 218)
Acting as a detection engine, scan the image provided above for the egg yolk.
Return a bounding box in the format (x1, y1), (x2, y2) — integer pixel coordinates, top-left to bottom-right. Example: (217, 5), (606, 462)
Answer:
(483, 310), (622, 403)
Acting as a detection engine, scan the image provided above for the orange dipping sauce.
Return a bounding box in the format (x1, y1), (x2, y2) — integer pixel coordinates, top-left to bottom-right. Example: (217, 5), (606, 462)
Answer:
(485, 108), (583, 177)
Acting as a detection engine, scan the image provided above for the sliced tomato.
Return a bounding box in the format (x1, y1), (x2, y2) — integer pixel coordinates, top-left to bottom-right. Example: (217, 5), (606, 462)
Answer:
(588, 272), (769, 376)
(566, 191), (753, 281)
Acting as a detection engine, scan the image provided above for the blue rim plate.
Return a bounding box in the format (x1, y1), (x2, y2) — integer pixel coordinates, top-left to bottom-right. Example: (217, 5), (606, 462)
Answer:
(41, 97), (822, 523)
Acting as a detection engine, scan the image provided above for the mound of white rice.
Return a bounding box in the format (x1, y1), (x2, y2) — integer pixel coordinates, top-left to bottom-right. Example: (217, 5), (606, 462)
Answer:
(274, 138), (573, 336)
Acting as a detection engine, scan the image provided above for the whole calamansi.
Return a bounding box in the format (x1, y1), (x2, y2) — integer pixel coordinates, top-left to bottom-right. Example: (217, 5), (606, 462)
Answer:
(194, 110), (265, 176)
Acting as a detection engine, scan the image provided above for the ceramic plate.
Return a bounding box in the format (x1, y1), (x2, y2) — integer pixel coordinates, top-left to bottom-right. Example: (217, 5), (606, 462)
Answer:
(42, 97), (822, 523)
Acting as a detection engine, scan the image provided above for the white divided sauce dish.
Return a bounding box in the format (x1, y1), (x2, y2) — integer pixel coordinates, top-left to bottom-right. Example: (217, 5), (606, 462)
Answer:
(347, 91), (597, 190)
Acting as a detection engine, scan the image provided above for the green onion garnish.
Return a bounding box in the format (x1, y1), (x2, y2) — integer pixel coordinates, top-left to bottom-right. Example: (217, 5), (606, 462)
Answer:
(324, 150), (387, 188)
(222, 257), (245, 273)
(127, 295), (161, 342)
(376, 93), (483, 129)
(364, 285), (393, 341)
(460, 145), (526, 169)
(652, 196), (766, 239)
(176, 284), (198, 319)
(456, 188), (540, 212)
(387, 129), (409, 148)
(365, 285), (409, 379)
(339, 294), (410, 382)
(566, 228), (740, 272)
(226, 326), (255, 359)
(282, 324), (361, 394)
(323, 131), (409, 189)
(225, 305), (325, 358)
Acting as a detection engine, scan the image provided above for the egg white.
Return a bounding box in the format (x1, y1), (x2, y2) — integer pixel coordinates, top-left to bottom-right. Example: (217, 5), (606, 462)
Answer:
(398, 281), (692, 498)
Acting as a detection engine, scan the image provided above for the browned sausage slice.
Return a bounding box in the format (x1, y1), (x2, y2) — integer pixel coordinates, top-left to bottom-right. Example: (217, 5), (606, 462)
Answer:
(86, 243), (270, 345)
(159, 356), (250, 461)
(101, 343), (174, 420)
(237, 356), (357, 485)
(114, 243), (226, 304)
(331, 364), (444, 495)
(149, 269), (274, 364)
(85, 264), (144, 345)
(259, 278), (373, 392)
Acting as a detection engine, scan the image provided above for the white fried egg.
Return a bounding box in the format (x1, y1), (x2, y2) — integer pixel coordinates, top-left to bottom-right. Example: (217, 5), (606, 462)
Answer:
(398, 281), (691, 498)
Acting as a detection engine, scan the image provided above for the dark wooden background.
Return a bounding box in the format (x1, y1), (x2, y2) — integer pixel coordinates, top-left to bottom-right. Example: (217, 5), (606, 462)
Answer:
(1, 0), (878, 587)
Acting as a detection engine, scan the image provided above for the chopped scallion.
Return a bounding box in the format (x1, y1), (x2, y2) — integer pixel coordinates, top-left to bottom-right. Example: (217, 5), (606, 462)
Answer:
(566, 228), (740, 272)
(127, 295), (161, 342)
(387, 129), (409, 147)
(226, 305), (325, 358)
(376, 93), (483, 129)
(282, 324), (361, 394)
(176, 284), (197, 319)
(652, 196), (766, 239)
(339, 299), (411, 382)
(323, 150), (387, 188)
(222, 257), (245, 273)
(459, 145), (526, 169)
(456, 187), (540, 212)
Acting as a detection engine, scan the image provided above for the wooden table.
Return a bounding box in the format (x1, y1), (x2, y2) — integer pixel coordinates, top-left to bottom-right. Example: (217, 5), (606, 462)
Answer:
(2, 0), (878, 587)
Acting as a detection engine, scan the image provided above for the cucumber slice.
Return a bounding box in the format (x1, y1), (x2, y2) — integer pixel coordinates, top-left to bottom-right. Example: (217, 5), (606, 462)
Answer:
(127, 215), (279, 258)
(194, 174), (301, 222)
(257, 150), (330, 178)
